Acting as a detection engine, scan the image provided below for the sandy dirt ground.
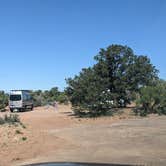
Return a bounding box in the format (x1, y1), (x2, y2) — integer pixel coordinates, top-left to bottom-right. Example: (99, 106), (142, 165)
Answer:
(0, 105), (166, 166)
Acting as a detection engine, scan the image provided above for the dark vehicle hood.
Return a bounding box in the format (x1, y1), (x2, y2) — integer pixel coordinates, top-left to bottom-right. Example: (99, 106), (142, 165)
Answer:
(22, 162), (141, 166)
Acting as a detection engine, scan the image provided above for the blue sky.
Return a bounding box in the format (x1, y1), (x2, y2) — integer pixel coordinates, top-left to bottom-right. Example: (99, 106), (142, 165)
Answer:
(0, 0), (166, 91)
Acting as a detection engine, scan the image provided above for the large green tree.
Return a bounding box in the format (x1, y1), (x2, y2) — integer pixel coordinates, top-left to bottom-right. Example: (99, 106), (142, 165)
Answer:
(66, 44), (158, 117)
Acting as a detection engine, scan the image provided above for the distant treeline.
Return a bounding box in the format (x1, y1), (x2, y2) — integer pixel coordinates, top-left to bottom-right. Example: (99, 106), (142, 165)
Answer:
(0, 87), (68, 111)
(1, 44), (166, 116)
(30, 87), (68, 107)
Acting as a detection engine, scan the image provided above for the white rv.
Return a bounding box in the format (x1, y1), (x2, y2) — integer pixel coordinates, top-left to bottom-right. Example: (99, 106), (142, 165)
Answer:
(9, 90), (33, 112)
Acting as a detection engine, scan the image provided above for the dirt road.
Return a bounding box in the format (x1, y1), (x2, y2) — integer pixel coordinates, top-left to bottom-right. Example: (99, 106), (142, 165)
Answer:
(0, 105), (166, 166)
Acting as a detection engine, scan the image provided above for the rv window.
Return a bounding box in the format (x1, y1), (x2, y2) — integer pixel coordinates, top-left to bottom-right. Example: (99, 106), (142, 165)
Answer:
(10, 95), (21, 101)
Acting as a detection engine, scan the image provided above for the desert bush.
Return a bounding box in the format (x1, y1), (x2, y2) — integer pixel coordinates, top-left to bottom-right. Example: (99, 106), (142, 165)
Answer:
(57, 92), (69, 104)
(0, 91), (8, 111)
(15, 129), (23, 134)
(22, 137), (27, 141)
(135, 80), (166, 116)
(0, 117), (5, 124)
(4, 114), (20, 124)
(0, 114), (21, 125)
(31, 88), (69, 107)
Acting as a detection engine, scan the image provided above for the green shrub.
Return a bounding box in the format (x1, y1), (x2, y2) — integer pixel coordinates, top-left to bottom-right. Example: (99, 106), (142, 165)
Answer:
(57, 92), (69, 104)
(15, 130), (23, 134)
(22, 137), (27, 141)
(20, 122), (26, 128)
(135, 80), (166, 116)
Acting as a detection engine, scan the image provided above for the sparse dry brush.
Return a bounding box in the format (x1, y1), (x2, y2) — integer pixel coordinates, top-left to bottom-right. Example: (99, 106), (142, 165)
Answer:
(0, 91), (8, 111)
(30, 88), (69, 107)
(0, 114), (25, 128)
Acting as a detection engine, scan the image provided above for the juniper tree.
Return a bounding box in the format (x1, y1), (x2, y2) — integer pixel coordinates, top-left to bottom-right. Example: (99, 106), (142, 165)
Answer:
(66, 44), (158, 117)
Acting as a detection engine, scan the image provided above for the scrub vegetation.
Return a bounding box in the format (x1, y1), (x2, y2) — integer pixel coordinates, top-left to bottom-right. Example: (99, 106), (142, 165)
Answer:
(135, 79), (166, 116)
(30, 88), (69, 107)
(0, 44), (166, 117)
(0, 91), (8, 111)
(0, 114), (20, 125)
